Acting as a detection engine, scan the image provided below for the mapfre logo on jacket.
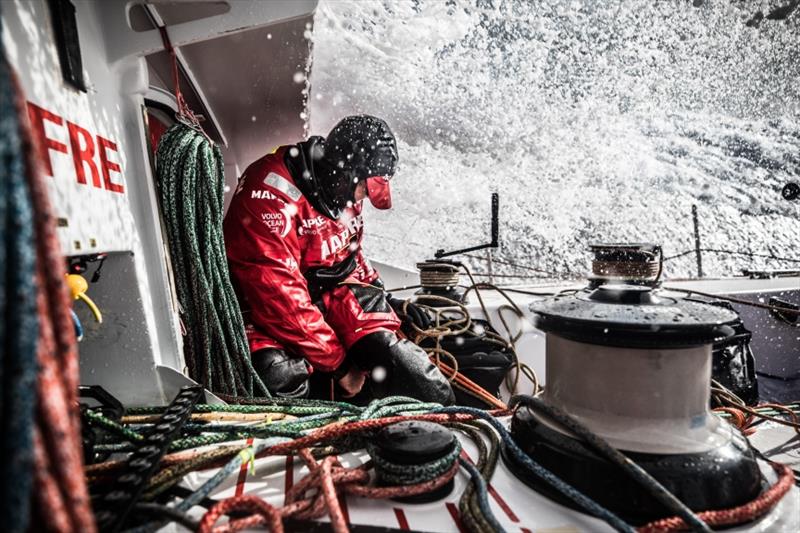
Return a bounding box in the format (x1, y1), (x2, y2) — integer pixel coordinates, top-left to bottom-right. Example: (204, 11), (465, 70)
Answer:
(225, 146), (370, 272)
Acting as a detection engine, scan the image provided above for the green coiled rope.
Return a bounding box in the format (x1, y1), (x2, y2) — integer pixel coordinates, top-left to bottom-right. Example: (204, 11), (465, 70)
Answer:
(367, 439), (462, 486)
(155, 123), (269, 397)
(126, 402), (341, 416)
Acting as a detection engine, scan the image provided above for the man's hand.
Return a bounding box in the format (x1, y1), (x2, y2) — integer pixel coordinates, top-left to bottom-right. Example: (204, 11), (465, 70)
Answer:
(386, 295), (433, 332)
(337, 366), (367, 398)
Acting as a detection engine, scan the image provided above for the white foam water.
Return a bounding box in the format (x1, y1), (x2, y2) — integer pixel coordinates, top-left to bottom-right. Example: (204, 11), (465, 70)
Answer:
(308, 0), (800, 280)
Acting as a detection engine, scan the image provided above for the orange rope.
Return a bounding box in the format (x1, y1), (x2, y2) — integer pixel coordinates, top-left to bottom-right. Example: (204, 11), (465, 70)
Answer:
(433, 358), (508, 410)
(638, 463), (795, 532)
(713, 401), (800, 435)
(13, 66), (96, 533)
(713, 406), (756, 435)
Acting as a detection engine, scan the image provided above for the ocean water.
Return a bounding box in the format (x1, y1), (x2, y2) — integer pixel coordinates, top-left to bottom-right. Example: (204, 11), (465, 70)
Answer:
(307, 0), (800, 281)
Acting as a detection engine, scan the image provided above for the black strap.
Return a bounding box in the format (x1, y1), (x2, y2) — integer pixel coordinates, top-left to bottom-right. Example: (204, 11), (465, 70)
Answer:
(93, 386), (203, 532)
(304, 250), (358, 299)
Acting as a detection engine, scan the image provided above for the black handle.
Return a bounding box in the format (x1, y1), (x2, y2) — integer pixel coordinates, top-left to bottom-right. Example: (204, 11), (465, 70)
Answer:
(435, 193), (500, 258)
(490, 192), (499, 246)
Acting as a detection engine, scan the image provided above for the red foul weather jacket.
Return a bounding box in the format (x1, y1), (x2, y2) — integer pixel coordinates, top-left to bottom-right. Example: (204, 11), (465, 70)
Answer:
(223, 146), (396, 372)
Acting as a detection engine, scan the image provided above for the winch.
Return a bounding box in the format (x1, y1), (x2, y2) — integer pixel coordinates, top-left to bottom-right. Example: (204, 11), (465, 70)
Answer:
(506, 246), (765, 524)
(588, 242), (663, 287)
(414, 260), (467, 306)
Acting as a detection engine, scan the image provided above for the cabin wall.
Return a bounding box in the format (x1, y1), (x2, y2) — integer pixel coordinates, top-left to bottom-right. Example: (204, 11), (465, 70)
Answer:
(2, 0), (184, 404)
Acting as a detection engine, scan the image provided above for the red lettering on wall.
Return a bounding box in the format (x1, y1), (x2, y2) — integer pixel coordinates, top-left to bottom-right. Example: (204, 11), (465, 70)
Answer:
(26, 101), (126, 195)
(97, 136), (124, 194)
(67, 121), (101, 188)
(26, 102), (67, 177)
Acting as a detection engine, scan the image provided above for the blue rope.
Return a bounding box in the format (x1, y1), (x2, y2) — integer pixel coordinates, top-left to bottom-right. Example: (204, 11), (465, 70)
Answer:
(71, 308), (83, 341)
(124, 437), (292, 533)
(435, 406), (635, 533)
(0, 19), (39, 533)
(513, 396), (711, 532)
(458, 456), (506, 532)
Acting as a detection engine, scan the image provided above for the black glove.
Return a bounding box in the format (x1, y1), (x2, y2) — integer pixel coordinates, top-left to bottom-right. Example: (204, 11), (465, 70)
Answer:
(251, 348), (310, 399)
(349, 330), (454, 405)
(386, 294), (433, 333)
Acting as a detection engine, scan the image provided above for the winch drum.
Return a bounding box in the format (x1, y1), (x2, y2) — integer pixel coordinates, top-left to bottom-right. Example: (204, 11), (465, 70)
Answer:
(544, 334), (730, 454)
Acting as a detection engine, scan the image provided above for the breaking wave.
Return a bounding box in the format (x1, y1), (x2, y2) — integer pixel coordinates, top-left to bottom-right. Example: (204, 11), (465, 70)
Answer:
(308, 0), (800, 280)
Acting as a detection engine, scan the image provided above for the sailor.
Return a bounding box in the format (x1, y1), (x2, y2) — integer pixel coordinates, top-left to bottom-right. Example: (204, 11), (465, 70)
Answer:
(224, 115), (454, 403)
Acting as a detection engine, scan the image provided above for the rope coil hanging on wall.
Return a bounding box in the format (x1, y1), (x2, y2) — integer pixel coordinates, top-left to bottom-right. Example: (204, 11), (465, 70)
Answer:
(154, 27), (269, 397)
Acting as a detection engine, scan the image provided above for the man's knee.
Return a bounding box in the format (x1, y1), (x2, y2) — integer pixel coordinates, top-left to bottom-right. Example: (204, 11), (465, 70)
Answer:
(251, 348), (310, 399)
(350, 330), (455, 405)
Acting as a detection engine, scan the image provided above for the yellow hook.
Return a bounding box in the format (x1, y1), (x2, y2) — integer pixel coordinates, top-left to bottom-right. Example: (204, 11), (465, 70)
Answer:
(66, 274), (103, 324)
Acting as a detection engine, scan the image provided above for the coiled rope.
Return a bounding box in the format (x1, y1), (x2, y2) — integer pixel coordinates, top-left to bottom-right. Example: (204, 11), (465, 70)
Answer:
(417, 261), (461, 289)
(401, 262), (541, 407)
(1, 38), (95, 532)
(400, 295), (509, 409)
(81, 392), (799, 532)
(0, 45), (38, 533)
(155, 123), (269, 397)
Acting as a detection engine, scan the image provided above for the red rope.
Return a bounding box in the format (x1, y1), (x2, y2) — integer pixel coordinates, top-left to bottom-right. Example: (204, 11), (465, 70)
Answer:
(638, 463), (796, 532)
(13, 69), (96, 532)
(197, 495), (285, 533)
(713, 406), (756, 435)
(255, 411), (504, 460)
(198, 447), (461, 533)
(203, 457), (794, 533)
(157, 25), (203, 130)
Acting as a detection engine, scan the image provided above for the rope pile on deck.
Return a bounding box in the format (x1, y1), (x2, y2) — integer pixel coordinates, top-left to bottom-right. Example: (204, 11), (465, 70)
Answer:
(78, 388), (798, 533)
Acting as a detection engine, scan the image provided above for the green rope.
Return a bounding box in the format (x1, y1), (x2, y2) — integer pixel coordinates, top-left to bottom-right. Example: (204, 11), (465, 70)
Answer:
(358, 396), (439, 420)
(0, 43), (39, 532)
(126, 403), (344, 416)
(89, 397), (438, 457)
(155, 123), (269, 397)
(715, 404), (800, 418)
(367, 439), (462, 486)
(453, 421), (502, 533)
(83, 410), (144, 443)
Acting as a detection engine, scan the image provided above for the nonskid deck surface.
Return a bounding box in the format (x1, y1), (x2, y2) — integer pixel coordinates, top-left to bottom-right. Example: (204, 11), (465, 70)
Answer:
(160, 415), (799, 533)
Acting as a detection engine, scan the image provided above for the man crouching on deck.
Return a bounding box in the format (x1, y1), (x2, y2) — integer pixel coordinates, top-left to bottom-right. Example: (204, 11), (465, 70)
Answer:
(224, 115), (454, 403)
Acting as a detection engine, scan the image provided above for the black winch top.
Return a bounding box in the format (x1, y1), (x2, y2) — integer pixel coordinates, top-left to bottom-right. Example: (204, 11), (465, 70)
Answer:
(588, 242), (661, 262)
(374, 420), (455, 464)
(530, 284), (739, 348)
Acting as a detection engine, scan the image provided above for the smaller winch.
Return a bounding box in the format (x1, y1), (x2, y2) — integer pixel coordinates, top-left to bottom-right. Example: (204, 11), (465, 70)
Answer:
(369, 421), (458, 503)
(588, 242), (662, 287)
(414, 260), (467, 306)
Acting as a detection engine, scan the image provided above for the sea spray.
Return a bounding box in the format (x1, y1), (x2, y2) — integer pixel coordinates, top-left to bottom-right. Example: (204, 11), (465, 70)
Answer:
(308, 0), (800, 279)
